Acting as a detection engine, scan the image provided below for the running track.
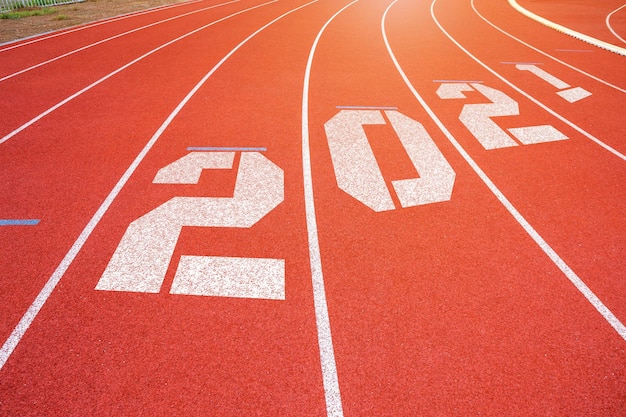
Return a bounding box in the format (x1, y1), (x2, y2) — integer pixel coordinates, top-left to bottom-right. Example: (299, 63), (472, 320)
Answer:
(0, 0), (624, 415)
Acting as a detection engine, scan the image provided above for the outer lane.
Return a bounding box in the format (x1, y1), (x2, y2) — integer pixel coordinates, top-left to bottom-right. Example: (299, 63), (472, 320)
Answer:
(515, 0), (626, 46)
(306, 0), (625, 414)
(475, 0), (626, 87)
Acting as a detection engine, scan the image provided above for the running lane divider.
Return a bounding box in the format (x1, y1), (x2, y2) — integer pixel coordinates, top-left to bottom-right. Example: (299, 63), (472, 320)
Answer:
(0, 0), (203, 51)
(302, 1), (360, 416)
(0, 0), (240, 82)
(429, 0), (626, 162)
(381, 0), (626, 341)
(606, 4), (626, 45)
(0, 0), (319, 371)
(0, 0), (278, 146)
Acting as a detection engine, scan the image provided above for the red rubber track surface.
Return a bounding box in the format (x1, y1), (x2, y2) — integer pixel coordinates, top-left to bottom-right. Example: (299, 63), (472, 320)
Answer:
(0, 0), (624, 415)
(516, 0), (626, 46)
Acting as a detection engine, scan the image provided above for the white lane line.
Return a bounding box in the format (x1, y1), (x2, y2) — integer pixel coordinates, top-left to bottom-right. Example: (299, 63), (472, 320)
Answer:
(430, 0), (626, 162)
(302, 1), (360, 416)
(471, 0), (625, 93)
(507, 0), (626, 56)
(606, 3), (626, 45)
(0, 0), (203, 52)
(0, 0), (277, 146)
(382, 0), (626, 341)
(0, 0), (319, 371)
(0, 0), (239, 82)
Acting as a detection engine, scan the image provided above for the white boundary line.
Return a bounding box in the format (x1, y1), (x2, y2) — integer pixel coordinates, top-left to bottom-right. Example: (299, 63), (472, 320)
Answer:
(470, 0), (625, 94)
(508, 0), (626, 56)
(381, 0), (626, 341)
(302, 2), (360, 415)
(606, 3), (626, 45)
(0, 0), (203, 51)
(426, 0), (626, 162)
(0, 0), (239, 82)
(0, 0), (319, 372)
(0, 0), (277, 146)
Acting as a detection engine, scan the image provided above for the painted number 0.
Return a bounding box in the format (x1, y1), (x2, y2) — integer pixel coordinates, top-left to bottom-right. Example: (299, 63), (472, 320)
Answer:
(324, 109), (455, 212)
(96, 151), (285, 300)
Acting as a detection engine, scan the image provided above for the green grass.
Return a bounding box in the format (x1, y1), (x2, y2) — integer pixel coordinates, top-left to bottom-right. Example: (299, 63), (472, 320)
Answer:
(0, 7), (56, 19)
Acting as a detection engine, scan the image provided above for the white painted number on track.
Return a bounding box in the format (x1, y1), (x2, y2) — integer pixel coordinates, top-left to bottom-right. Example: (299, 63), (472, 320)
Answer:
(515, 64), (592, 103)
(96, 151), (285, 300)
(437, 83), (568, 149)
(324, 109), (455, 211)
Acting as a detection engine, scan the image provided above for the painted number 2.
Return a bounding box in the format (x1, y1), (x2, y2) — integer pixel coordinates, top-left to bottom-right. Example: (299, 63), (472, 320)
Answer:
(96, 151), (285, 300)
(437, 82), (568, 149)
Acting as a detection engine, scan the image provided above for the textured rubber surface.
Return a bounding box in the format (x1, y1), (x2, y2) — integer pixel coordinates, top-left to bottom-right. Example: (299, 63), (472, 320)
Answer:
(0, 0), (624, 415)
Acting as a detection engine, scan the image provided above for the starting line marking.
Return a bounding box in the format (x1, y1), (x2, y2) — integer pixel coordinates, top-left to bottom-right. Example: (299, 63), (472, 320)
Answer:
(0, 219), (40, 226)
(336, 105), (397, 110)
(187, 147), (267, 152)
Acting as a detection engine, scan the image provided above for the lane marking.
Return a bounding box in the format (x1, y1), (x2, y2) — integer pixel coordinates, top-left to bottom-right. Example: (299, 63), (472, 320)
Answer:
(501, 61), (543, 65)
(507, 0), (626, 56)
(0, 0), (240, 83)
(0, 219), (40, 226)
(554, 49), (593, 53)
(606, 3), (626, 45)
(0, 0), (279, 146)
(302, 1), (362, 415)
(0, 0), (203, 52)
(384, 0), (626, 341)
(187, 146), (267, 151)
(433, 79), (483, 83)
(470, 0), (625, 93)
(431, 0), (626, 161)
(335, 105), (397, 110)
(0, 0), (319, 371)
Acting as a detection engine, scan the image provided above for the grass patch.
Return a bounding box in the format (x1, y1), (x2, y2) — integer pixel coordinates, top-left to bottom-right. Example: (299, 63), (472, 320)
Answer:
(0, 7), (56, 19)
(54, 14), (69, 20)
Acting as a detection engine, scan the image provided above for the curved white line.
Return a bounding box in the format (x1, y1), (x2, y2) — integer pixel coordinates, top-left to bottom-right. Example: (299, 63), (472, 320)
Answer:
(606, 3), (626, 45)
(0, 0), (203, 52)
(508, 0), (626, 56)
(0, 0), (278, 146)
(470, 0), (625, 94)
(302, 1), (361, 415)
(382, 0), (626, 342)
(428, 0), (626, 162)
(0, 0), (239, 83)
(0, 0), (319, 372)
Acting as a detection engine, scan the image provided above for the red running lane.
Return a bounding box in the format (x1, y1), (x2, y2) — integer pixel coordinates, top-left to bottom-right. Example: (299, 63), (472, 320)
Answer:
(0, 0), (265, 141)
(0, 0), (239, 80)
(0, 0), (292, 347)
(433, 0), (626, 155)
(304, 0), (623, 414)
(476, 0), (626, 89)
(516, 0), (626, 46)
(428, 0), (626, 334)
(0, 0), (204, 53)
(0, 0), (625, 415)
(0, 0), (356, 414)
